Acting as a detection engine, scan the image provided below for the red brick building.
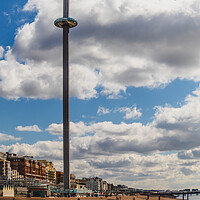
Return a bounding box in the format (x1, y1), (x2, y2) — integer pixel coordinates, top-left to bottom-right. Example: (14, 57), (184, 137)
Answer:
(7, 153), (46, 180)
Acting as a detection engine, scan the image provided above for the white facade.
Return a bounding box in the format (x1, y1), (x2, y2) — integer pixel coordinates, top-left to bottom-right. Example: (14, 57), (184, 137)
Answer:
(11, 169), (21, 180)
(3, 186), (14, 197)
(86, 177), (101, 191)
(103, 181), (108, 191)
(0, 159), (12, 180)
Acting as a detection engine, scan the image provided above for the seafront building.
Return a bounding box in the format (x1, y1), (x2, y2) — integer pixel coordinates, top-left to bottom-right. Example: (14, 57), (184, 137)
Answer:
(86, 177), (101, 192)
(103, 181), (108, 191)
(56, 171), (64, 184)
(37, 160), (56, 184)
(7, 153), (46, 180)
(0, 151), (199, 198)
(108, 183), (114, 192)
(0, 151), (132, 197)
(0, 152), (11, 180)
(0, 159), (11, 178)
(70, 173), (76, 189)
(56, 173), (87, 190)
(75, 178), (87, 190)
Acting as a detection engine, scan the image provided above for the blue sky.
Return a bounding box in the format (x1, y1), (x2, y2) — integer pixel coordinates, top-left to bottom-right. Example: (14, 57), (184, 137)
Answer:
(1, 0), (200, 190)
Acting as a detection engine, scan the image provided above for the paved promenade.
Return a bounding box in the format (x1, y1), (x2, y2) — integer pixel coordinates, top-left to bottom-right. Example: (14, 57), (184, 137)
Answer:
(0, 195), (176, 200)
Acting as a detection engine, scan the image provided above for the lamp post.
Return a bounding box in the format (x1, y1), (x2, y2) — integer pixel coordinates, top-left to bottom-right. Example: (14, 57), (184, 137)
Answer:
(54, 0), (78, 191)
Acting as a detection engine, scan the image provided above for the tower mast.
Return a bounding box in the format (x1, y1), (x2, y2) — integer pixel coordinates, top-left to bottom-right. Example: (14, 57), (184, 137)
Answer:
(54, 0), (78, 191)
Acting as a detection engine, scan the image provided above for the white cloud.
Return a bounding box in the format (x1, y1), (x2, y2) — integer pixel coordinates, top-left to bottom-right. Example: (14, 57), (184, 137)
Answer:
(46, 123), (62, 135)
(0, 49), (62, 99)
(0, 46), (4, 58)
(44, 87), (200, 156)
(2, 140), (200, 189)
(0, 49), (100, 99)
(9, 85), (200, 188)
(2, 0), (200, 189)
(4, 84), (200, 188)
(178, 146), (200, 160)
(97, 106), (111, 115)
(46, 121), (91, 136)
(70, 65), (100, 99)
(118, 106), (142, 120)
(0, 141), (62, 161)
(0, 0), (200, 99)
(69, 0), (200, 98)
(0, 133), (21, 142)
(15, 125), (42, 132)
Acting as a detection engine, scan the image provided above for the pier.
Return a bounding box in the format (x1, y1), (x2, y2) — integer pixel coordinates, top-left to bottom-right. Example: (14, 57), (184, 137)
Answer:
(134, 190), (200, 200)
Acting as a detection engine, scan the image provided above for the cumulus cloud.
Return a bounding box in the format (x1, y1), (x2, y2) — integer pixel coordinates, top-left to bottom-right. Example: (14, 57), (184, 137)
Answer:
(178, 146), (200, 160)
(1, 139), (200, 189)
(0, 46), (4, 58)
(5, 85), (200, 188)
(46, 123), (62, 135)
(0, 0), (200, 99)
(97, 106), (111, 115)
(46, 121), (91, 136)
(0, 141), (62, 161)
(69, 0), (200, 97)
(180, 167), (195, 176)
(15, 125), (42, 132)
(0, 49), (100, 99)
(3, 0), (200, 189)
(0, 133), (21, 142)
(42, 86), (200, 188)
(3, 85), (200, 188)
(0, 49), (62, 99)
(117, 105), (142, 120)
(44, 87), (200, 156)
(70, 65), (100, 99)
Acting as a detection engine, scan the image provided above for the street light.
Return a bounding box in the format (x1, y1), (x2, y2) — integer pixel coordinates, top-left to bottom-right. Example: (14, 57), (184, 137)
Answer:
(54, 0), (78, 191)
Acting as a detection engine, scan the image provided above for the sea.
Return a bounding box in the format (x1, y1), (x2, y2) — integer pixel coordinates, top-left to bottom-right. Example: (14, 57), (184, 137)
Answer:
(177, 194), (200, 200)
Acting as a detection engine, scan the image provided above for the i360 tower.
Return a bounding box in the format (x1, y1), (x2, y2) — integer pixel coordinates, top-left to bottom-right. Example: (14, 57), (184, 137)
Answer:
(54, 0), (78, 191)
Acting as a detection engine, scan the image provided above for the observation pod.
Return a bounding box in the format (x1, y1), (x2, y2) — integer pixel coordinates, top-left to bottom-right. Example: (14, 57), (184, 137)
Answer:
(54, 17), (78, 28)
